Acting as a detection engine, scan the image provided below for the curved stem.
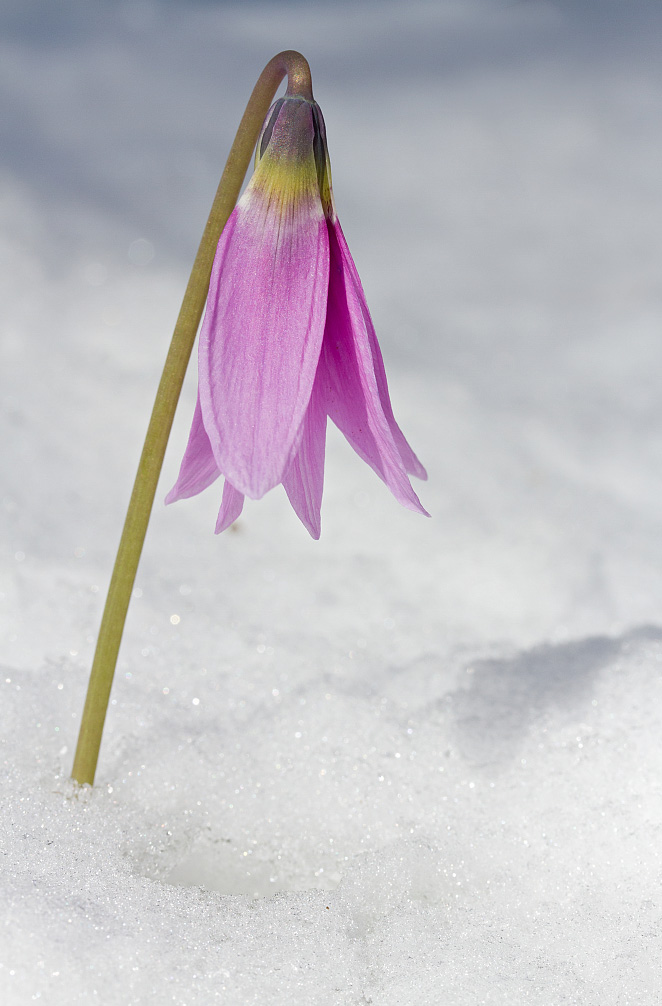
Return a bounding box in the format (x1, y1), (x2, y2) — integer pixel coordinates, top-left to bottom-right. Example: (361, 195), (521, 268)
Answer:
(71, 50), (313, 787)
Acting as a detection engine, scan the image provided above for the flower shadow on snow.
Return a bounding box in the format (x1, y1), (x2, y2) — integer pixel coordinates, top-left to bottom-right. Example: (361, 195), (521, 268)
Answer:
(448, 624), (662, 768)
(154, 627), (662, 900)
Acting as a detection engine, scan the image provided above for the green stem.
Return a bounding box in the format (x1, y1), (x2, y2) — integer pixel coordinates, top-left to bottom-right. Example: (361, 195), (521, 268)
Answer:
(72, 50), (313, 787)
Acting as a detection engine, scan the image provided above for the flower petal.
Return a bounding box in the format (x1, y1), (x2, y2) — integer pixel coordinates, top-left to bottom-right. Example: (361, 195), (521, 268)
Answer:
(332, 221), (427, 481)
(215, 479), (244, 534)
(199, 98), (330, 500)
(320, 221), (429, 516)
(165, 394), (220, 504)
(282, 373), (327, 539)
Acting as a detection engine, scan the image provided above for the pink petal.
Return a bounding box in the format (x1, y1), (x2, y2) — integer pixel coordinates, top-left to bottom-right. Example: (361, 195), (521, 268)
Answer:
(165, 394), (220, 504)
(199, 99), (330, 500)
(282, 373), (327, 539)
(215, 480), (244, 534)
(332, 221), (427, 481)
(320, 221), (429, 517)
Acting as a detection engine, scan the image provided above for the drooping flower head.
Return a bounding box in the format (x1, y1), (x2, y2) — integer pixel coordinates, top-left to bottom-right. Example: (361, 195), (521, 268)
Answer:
(166, 90), (427, 538)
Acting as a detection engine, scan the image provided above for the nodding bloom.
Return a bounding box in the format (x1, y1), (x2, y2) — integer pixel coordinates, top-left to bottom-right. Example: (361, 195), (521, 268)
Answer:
(166, 94), (428, 538)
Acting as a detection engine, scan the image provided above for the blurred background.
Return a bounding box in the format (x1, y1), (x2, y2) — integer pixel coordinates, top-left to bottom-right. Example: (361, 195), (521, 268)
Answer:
(0, 0), (661, 697)
(3, 0), (662, 659)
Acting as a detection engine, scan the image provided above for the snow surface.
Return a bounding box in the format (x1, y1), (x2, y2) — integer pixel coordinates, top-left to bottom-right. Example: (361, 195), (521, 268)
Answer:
(2, 0), (662, 1002)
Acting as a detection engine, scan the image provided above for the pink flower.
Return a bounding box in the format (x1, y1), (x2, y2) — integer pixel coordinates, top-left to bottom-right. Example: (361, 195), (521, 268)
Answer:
(166, 95), (427, 538)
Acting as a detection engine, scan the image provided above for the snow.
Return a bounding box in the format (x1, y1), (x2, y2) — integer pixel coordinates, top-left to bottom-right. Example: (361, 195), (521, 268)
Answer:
(2, 0), (662, 1002)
